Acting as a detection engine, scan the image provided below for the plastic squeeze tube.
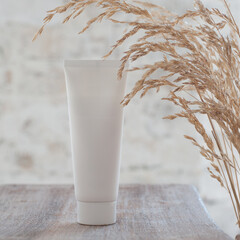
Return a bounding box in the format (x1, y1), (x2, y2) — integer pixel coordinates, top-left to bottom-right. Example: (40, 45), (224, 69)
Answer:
(64, 60), (127, 225)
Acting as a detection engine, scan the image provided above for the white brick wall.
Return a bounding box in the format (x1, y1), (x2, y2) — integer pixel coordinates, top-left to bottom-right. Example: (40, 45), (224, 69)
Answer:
(0, 0), (239, 237)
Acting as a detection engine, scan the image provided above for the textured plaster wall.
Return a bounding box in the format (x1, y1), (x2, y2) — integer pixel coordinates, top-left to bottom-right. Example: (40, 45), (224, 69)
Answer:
(0, 0), (238, 237)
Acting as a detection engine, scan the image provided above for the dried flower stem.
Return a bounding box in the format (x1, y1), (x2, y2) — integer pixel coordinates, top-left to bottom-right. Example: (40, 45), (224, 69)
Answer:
(34, 0), (240, 227)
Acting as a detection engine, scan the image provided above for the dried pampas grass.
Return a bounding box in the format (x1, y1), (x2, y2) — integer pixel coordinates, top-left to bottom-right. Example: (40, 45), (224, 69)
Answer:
(34, 0), (240, 228)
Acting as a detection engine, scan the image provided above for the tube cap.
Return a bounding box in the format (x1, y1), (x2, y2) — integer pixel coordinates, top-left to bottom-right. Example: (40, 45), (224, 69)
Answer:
(77, 201), (116, 225)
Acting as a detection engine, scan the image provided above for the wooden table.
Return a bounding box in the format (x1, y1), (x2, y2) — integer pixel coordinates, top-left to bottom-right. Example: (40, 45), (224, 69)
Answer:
(0, 184), (232, 240)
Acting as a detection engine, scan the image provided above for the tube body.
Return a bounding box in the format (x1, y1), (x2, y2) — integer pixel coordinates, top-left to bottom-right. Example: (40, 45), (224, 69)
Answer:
(64, 60), (127, 225)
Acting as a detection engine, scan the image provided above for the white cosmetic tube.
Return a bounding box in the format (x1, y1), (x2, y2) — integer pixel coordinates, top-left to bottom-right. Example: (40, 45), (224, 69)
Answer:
(64, 60), (127, 225)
